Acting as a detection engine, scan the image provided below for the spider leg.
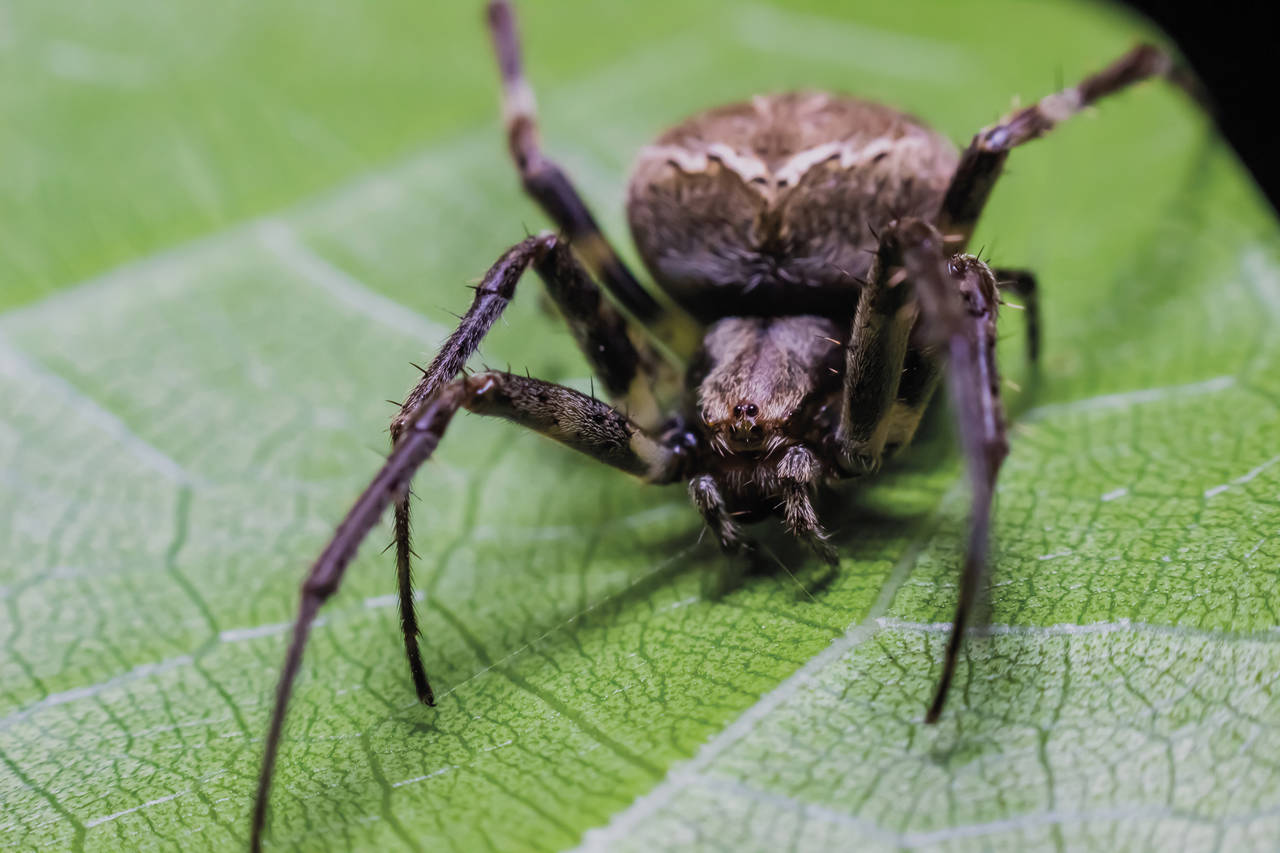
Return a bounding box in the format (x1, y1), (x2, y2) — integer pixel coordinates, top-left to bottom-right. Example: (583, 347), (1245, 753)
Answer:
(253, 385), (462, 853)
(391, 235), (552, 430)
(837, 224), (926, 473)
(486, 0), (698, 350)
(938, 44), (1205, 246)
(533, 237), (679, 429)
(776, 446), (838, 566)
(252, 371), (678, 851)
(392, 493), (432, 704)
(887, 220), (1008, 723)
(688, 474), (751, 554)
(389, 233), (678, 706)
(486, 1), (656, 319)
(389, 234), (550, 709)
(993, 267), (1039, 365)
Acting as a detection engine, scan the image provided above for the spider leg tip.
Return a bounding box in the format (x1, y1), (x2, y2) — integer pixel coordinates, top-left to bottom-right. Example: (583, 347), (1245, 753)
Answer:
(924, 686), (950, 724)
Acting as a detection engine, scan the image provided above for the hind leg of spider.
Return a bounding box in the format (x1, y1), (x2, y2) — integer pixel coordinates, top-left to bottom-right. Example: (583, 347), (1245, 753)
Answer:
(388, 233), (678, 708)
(252, 371), (679, 851)
(938, 44), (1205, 247)
(993, 267), (1039, 365)
(885, 220), (1009, 723)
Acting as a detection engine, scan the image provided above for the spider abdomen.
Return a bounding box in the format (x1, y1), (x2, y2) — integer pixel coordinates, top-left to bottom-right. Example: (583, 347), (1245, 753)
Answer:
(626, 92), (958, 320)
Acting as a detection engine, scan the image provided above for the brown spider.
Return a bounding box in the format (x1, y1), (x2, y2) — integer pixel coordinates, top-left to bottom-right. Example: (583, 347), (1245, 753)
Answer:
(250, 3), (1202, 847)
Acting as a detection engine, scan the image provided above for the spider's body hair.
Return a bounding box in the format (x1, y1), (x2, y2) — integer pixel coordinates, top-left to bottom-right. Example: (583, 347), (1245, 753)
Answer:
(693, 316), (844, 453)
(684, 314), (849, 540)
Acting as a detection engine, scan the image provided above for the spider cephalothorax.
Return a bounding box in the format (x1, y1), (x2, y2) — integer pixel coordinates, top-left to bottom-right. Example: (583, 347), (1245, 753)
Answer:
(249, 4), (1201, 847)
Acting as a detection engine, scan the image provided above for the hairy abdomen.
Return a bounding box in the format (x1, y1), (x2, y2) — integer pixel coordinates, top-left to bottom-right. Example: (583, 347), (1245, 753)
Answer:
(627, 92), (958, 320)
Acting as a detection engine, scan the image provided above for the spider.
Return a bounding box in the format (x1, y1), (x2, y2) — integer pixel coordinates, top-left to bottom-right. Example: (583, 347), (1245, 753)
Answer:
(250, 3), (1201, 846)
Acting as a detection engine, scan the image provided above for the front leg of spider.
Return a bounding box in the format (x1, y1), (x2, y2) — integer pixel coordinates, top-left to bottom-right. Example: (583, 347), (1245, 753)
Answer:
(892, 220), (1008, 724)
(386, 234), (553, 711)
(386, 231), (675, 711)
(829, 217), (1006, 722)
(250, 236), (680, 851)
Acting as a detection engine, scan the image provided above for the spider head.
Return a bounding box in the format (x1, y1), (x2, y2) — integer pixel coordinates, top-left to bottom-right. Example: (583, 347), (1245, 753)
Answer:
(703, 398), (794, 456)
(693, 315), (844, 458)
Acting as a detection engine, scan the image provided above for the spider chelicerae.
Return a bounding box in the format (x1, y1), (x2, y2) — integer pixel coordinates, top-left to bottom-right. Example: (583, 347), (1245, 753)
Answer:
(250, 3), (1201, 846)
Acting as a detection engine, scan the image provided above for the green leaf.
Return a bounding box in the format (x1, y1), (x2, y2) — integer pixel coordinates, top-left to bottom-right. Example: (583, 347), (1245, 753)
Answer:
(2, 0), (1277, 850)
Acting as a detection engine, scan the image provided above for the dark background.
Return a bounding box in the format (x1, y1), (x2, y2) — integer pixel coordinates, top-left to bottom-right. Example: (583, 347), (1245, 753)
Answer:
(1125, 1), (1277, 212)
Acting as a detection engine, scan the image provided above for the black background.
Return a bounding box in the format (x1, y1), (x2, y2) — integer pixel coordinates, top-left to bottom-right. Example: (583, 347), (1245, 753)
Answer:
(1122, 1), (1277, 212)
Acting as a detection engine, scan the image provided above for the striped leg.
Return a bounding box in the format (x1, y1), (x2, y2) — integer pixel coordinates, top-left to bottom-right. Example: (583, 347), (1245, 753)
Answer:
(486, 1), (660, 322)
(838, 222), (924, 473)
(486, 0), (700, 355)
(834, 218), (1010, 722)
(938, 44), (1204, 247)
(533, 238), (678, 429)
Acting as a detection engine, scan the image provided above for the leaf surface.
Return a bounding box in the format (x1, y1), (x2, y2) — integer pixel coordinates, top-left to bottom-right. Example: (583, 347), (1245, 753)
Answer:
(1, 1), (1277, 850)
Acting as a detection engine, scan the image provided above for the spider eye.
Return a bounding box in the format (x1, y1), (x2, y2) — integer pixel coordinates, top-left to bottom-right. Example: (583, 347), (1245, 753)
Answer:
(744, 403), (759, 417)
(733, 405), (743, 418)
